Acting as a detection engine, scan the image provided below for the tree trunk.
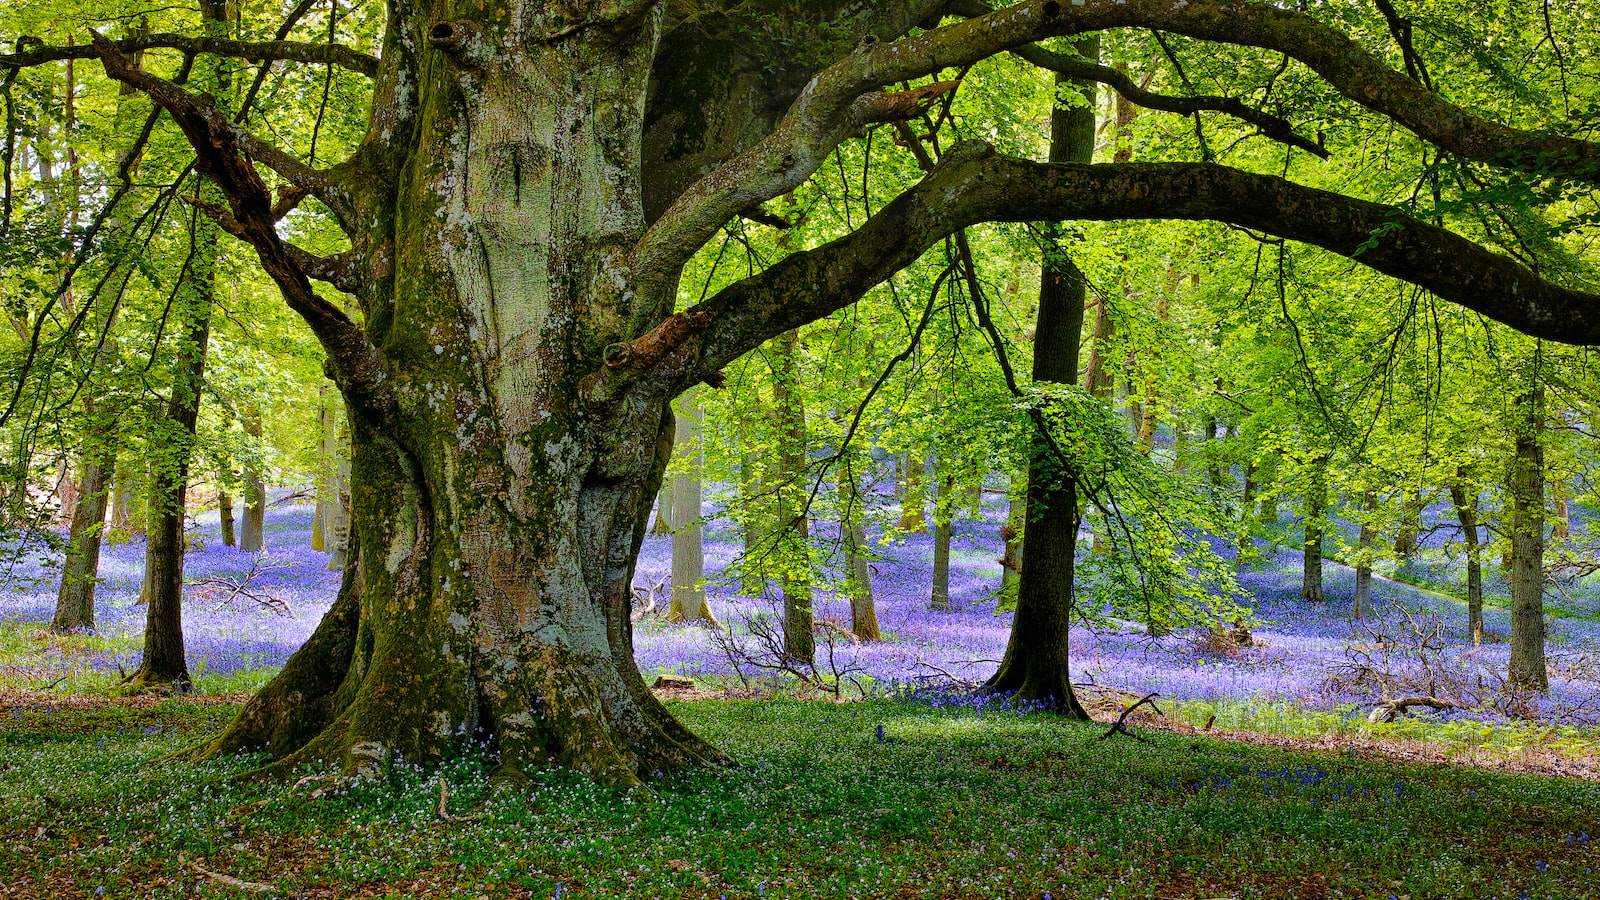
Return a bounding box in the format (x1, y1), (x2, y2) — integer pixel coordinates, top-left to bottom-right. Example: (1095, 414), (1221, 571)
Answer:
(839, 451), (880, 641)
(1551, 474), (1570, 543)
(198, 14), (722, 784)
(52, 421), (115, 633)
(325, 422), (352, 571)
(218, 490), (237, 547)
(110, 459), (136, 534)
(930, 466), (954, 612)
(669, 388), (712, 624)
(1301, 456), (1328, 602)
(998, 476), (1023, 609)
(240, 405), (266, 553)
(1353, 489), (1375, 620)
(899, 451), (927, 533)
(1393, 486), (1422, 559)
(1508, 387), (1548, 691)
(738, 439), (766, 598)
(1449, 473), (1483, 645)
(771, 329), (814, 663)
(986, 42), (1098, 719)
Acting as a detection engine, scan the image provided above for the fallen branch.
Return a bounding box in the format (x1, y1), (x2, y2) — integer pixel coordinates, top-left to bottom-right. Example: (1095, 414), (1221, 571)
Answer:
(1367, 695), (1464, 724)
(180, 854), (273, 893)
(1100, 691), (1163, 743)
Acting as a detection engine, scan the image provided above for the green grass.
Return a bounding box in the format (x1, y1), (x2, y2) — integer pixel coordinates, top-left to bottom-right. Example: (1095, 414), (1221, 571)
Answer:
(4, 697), (1599, 899)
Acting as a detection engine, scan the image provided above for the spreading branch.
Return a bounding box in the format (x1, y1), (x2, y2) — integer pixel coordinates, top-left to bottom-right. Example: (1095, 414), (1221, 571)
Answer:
(93, 34), (395, 426)
(595, 145), (1600, 403)
(633, 0), (1598, 318)
(1, 33), (379, 77)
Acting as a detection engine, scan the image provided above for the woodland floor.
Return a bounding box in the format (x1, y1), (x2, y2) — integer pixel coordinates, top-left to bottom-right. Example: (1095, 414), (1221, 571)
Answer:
(3, 497), (1600, 897)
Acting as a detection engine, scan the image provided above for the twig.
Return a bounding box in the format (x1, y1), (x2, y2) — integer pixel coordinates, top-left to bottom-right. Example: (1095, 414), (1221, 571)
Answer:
(1099, 692), (1163, 743)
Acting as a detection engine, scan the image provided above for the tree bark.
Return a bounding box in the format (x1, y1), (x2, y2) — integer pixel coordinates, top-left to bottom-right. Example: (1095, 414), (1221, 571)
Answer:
(1353, 489), (1375, 620)
(1301, 456), (1328, 602)
(771, 329), (814, 663)
(839, 451), (880, 641)
(1393, 486), (1422, 559)
(930, 466), (954, 612)
(1449, 473), (1483, 646)
(240, 405), (266, 553)
(1508, 385), (1548, 691)
(986, 41), (1098, 718)
(218, 490), (237, 547)
(900, 451), (928, 533)
(52, 419), (115, 633)
(669, 388), (712, 624)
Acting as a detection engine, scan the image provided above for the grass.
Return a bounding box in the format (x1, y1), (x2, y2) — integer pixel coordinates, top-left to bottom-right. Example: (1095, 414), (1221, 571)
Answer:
(4, 696), (1599, 899)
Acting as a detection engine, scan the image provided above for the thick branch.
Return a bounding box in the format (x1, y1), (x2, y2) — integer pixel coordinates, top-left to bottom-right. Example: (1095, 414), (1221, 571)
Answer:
(93, 34), (393, 426)
(598, 146), (1600, 401)
(2, 33), (377, 76)
(635, 0), (1599, 308)
(191, 194), (362, 295)
(1007, 43), (1327, 158)
(1, 33), (379, 77)
(631, 79), (959, 305)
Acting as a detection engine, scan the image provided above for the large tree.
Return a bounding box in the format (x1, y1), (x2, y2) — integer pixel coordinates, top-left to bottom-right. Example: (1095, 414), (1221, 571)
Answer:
(8, 0), (1600, 784)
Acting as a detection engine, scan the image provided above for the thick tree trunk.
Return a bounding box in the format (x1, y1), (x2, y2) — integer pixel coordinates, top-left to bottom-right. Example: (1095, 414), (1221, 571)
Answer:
(240, 406), (266, 553)
(986, 44), (1098, 718)
(1508, 390), (1548, 691)
(930, 467), (954, 612)
(200, 14), (722, 783)
(669, 388), (712, 624)
(1449, 474), (1483, 645)
(1301, 456), (1328, 602)
(52, 423), (114, 633)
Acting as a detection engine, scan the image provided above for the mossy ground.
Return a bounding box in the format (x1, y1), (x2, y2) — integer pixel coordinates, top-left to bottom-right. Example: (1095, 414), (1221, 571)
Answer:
(4, 693), (1599, 899)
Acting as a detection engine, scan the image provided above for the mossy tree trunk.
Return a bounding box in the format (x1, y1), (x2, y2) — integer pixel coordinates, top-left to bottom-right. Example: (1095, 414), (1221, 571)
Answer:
(240, 405), (266, 553)
(52, 412), (115, 633)
(1508, 384), (1548, 691)
(669, 387), (712, 624)
(1449, 473), (1484, 646)
(1301, 455), (1329, 603)
(986, 44), (1097, 718)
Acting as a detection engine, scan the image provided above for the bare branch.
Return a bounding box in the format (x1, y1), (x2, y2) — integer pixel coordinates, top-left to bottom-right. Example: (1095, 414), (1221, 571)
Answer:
(0, 33), (378, 77)
(594, 144), (1600, 403)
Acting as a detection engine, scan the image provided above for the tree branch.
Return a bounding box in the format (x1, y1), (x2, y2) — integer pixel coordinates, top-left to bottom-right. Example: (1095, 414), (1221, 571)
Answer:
(92, 33), (395, 427)
(87, 34), (355, 229)
(593, 145), (1600, 403)
(1006, 43), (1327, 158)
(0, 33), (379, 77)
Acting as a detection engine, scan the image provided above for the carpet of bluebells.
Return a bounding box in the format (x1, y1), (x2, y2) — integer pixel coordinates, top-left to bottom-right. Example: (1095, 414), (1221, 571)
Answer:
(4, 492), (1600, 727)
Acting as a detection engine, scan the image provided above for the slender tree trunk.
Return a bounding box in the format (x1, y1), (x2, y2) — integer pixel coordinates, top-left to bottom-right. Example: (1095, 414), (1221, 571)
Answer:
(930, 466), (954, 612)
(772, 329), (813, 663)
(669, 388), (712, 624)
(839, 451), (880, 641)
(1552, 475), (1570, 543)
(240, 405), (266, 553)
(1393, 486), (1423, 559)
(1301, 456), (1328, 602)
(998, 476), (1023, 608)
(126, 0), (233, 692)
(324, 421), (351, 571)
(1353, 489), (1376, 620)
(110, 460), (134, 534)
(52, 420), (115, 633)
(218, 489), (237, 547)
(987, 41), (1098, 718)
(738, 437), (765, 598)
(900, 451), (927, 533)
(1508, 385), (1548, 691)
(1449, 473), (1483, 646)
